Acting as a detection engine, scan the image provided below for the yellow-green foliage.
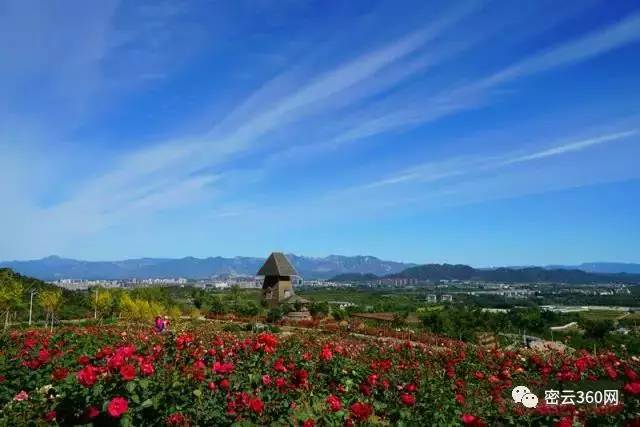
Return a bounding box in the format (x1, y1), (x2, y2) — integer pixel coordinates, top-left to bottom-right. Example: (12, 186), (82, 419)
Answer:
(118, 293), (166, 321)
(94, 288), (114, 318)
(0, 270), (23, 313)
(168, 306), (182, 320)
(37, 289), (63, 315)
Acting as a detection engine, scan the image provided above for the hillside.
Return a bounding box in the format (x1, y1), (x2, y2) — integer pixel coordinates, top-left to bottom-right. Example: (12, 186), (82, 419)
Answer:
(0, 268), (90, 318)
(548, 262), (640, 275)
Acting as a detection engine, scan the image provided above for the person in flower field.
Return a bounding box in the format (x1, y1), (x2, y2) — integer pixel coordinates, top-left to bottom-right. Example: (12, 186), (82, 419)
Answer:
(154, 315), (165, 333)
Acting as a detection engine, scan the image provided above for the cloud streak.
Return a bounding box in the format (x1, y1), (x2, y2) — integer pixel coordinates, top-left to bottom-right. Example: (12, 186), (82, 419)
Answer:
(358, 129), (639, 191)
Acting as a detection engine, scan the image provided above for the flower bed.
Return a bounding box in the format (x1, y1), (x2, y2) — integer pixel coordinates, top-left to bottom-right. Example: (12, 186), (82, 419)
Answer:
(0, 324), (638, 426)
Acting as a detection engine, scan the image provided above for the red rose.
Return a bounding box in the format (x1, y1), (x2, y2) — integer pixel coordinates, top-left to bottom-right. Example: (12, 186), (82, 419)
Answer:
(350, 402), (373, 420)
(167, 412), (188, 426)
(624, 382), (640, 395)
(405, 383), (417, 393)
(213, 361), (234, 374)
(275, 377), (286, 388)
(554, 416), (573, 427)
(262, 375), (272, 386)
(38, 349), (51, 363)
(400, 393), (416, 406)
(107, 397), (128, 418)
(302, 419), (315, 427)
(119, 364), (136, 381)
(208, 381), (217, 391)
(77, 365), (97, 388)
(456, 394), (465, 405)
(249, 397), (264, 414)
(461, 414), (477, 425)
(219, 378), (230, 390)
(44, 410), (56, 422)
(359, 383), (372, 396)
(52, 367), (69, 381)
(140, 361), (155, 376)
(78, 355), (91, 365)
(326, 394), (341, 412)
(85, 405), (100, 419)
(273, 358), (287, 372)
(320, 346), (333, 362)
(605, 365), (618, 380)
(461, 413), (486, 426)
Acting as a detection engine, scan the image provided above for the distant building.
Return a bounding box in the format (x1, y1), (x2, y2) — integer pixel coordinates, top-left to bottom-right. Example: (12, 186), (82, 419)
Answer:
(328, 301), (355, 309)
(426, 294), (437, 303)
(441, 294), (453, 302)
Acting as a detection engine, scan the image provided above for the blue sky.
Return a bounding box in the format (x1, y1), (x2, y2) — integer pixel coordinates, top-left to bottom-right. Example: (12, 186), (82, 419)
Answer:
(1, 0), (640, 266)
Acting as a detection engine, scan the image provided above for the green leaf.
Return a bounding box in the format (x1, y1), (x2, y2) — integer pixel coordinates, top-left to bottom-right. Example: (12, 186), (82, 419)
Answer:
(126, 382), (136, 393)
(141, 399), (153, 408)
(193, 389), (202, 398)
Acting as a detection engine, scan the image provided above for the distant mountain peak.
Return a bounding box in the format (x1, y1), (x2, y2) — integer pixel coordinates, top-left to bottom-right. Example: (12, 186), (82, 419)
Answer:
(0, 254), (414, 281)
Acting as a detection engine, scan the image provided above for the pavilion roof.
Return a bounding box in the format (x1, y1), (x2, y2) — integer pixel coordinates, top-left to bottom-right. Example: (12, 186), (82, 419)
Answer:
(257, 252), (298, 277)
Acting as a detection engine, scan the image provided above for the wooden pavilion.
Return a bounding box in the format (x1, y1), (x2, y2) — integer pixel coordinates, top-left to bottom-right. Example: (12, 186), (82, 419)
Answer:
(258, 252), (308, 308)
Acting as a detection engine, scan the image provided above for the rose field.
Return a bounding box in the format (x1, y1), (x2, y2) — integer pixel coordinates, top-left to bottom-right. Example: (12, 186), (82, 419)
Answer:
(0, 323), (639, 426)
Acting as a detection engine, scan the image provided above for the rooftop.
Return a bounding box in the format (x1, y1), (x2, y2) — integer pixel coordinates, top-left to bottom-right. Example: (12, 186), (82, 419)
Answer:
(257, 252), (298, 277)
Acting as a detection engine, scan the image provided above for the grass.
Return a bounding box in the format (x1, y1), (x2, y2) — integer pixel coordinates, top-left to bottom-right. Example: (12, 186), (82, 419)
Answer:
(578, 310), (627, 321)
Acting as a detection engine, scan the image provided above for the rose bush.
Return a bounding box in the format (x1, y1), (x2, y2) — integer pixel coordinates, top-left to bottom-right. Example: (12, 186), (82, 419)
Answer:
(0, 324), (638, 426)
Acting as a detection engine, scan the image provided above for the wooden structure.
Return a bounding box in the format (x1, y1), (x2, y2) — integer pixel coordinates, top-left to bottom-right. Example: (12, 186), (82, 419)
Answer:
(258, 252), (306, 308)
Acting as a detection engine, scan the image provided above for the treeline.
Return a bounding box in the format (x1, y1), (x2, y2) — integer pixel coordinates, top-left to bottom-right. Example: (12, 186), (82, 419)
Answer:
(419, 306), (640, 353)
(0, 268), (89, 326)
(0, 268), (194, 327)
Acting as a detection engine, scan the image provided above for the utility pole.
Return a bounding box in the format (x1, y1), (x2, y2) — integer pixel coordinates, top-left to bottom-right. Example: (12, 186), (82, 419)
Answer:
(29, 289), (36, 326)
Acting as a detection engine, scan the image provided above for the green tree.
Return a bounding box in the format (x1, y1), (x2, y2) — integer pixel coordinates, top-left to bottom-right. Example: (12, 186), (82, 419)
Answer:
(93, 288), (113, 320)
(582, 319), (614, 340)
(237, 301), (260, 317)
(37, 289), (63, 331)
(228, 285), (243, 308)
(332, 308), (347, 321)
(0, 270), (23, 329)
(309, 301), (329, 318)
(266, 307), (283, 323)
(208, 296), (227, 315)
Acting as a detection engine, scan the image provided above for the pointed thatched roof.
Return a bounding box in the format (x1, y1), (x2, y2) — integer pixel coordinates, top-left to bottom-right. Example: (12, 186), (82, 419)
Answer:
(257, 252), (298, 277)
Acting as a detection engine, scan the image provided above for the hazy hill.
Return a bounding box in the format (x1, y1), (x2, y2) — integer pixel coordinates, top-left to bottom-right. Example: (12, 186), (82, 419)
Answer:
(547, 262), (640, 275)
(0, 255), (414, 280)
(332, 263), (640, 284)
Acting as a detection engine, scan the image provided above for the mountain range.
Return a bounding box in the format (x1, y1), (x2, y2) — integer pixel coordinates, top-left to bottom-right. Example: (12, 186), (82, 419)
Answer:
(1, 255), (640, 283)
(0, 255), (414, 280)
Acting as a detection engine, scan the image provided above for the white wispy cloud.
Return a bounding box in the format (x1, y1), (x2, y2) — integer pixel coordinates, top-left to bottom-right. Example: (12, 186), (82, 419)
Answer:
(328, 12), (640, 147)
(502, 130), (639, 165)
(355, 129), (639, 191)
(23, 3), (482, 243)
